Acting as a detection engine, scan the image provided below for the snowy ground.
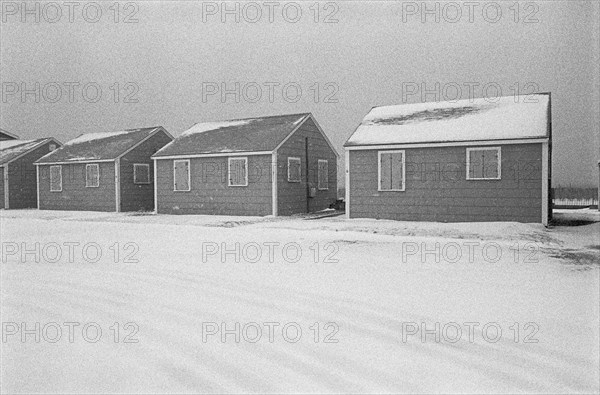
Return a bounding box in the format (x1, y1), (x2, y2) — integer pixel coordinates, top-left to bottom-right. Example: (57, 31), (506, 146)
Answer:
(1, 209), (599, 394)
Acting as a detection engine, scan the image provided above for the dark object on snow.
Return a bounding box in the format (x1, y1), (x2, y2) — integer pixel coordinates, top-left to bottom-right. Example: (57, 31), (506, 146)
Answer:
(330, 199), (345, 211)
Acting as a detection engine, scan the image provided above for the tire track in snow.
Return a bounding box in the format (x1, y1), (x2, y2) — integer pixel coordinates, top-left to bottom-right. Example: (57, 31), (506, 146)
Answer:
(2, 269), (271, 393)
(145, 267), (596, 393)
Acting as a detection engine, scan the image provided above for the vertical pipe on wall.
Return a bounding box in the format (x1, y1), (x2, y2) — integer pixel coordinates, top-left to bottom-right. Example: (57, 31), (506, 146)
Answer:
(114, 159), (121, 212)
(305, 137), (309, 213)
(3, 166), (9, 209)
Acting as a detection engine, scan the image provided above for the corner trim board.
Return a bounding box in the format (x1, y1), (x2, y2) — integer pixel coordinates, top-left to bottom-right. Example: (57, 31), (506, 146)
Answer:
(541, 141), (549, 226)
(36, 165), (40, 209)
(345, 150), (350, 219)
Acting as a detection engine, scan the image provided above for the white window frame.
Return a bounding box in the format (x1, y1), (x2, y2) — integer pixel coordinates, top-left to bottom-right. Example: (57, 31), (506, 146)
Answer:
(173, 159), (191, 192)
(228, 157), (248, 187)
(466, 147), (501, 180)
(378, 150), (406, 192)
(49, 165), (62, 192)
(133, 163), (150, 184)
(318, 159), (329, 190)
(287, 157), (301, 183)
(49, 144), (57, 151)
(85, 164), (100, 188)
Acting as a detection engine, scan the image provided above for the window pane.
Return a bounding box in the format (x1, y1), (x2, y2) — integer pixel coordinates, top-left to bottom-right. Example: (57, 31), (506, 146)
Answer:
(175, 161), (189, 190)
(238, 160), (244, 184)
(318, 160), (328, 189)
(86, 165), (99, 187)
(391, 152), (403, 190)
(231, 160), (239, 185)
(134, 165), (149, 184)
(230, 158), (247, 186)
(468, 149), (500, 179)
(380, 153), (392, 190)
(50, 166), (61, 191)
(288, 158), (301, 182)
(294, 161), (300, 181)
(380, 152), (404, 190)
(482, 150), (499, 178)
(468, 151), (481, 178)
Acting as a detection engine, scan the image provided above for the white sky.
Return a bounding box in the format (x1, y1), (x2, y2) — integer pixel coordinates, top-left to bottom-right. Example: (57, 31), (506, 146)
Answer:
(1, 1), (598, 187)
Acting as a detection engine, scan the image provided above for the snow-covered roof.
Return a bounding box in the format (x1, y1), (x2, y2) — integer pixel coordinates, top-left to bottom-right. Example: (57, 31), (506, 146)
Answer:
(154, 113), (311, 157)
(36, 127), (166, 164)
(0, 139), (53, 165)
(63, 131), (132, 146)
(345, 94), (550, 147)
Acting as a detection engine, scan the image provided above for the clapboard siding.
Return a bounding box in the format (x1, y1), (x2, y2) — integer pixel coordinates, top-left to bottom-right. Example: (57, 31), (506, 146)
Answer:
(38, 162), (116, 211)
(8, 160), (38, 209)
(349, 143), (543, 222)
(119, 131), (172, 212)
(277, 117), (337, 215)
(6, 141), (57, 209)
(156, 155), (272, 215)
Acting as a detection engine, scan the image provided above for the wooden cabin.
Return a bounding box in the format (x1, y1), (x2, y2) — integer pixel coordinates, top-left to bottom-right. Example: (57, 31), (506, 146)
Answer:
(344, 93), (552, 224)
(1, 138), (61, 209)
(152, 113), (338, 216)
(35, 127), (173, 212)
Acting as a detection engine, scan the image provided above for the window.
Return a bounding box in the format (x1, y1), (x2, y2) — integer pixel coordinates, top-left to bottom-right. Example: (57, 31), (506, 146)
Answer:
(318, 159), (328, 190)
(49, 144), (57, 151)
(228, 157), (248, 187)
(287, 157), (301, 182)
(173, 160), (190, 191)
(85, 164), (99, 187)
(134, 164), (150, 184)
(378, 150), (405, 191)
(466, 147), (501, 180)
(49, 165), (62, 192)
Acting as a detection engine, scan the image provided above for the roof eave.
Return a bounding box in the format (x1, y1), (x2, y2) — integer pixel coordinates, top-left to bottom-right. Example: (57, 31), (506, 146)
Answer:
(153, 113), (318, 159)
(2, 138), (61, 166)
(152, 150), (274, 160)
(344, 136), (550, 149)
(0, 129), (20, 139)
(35, 127), (171, 165)
(115, 126), (173, 160)
(306, 114), (340, 159)
(34, 158), (117, 165)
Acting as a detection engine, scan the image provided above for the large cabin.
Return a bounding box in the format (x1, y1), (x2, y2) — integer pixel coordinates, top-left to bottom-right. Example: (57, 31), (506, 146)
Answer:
(344, 93), (552, 224)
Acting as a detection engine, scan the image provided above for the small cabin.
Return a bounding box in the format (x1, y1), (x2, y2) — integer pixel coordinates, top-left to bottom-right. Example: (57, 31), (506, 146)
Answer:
(0, 138), (61, 209)
(35, 127), (173, 212)
(344, 93), (552, 224)
(152, 113), (338, 216)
